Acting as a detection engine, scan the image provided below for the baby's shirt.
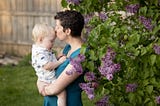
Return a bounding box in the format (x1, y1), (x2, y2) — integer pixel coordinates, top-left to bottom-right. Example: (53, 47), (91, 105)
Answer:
(32, 44), (57, 83)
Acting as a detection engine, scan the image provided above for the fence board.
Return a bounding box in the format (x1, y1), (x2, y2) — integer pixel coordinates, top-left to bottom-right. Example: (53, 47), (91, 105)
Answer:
(28, 16), (34, 44)
(10, 0), (16, 11)
(22, 0), (27, 11)
(27, 0), (33, 12)
(0, 17), (1, 36)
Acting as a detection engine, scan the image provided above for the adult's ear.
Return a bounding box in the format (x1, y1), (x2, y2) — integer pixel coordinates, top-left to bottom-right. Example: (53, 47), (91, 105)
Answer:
(65, 28), (71, 36)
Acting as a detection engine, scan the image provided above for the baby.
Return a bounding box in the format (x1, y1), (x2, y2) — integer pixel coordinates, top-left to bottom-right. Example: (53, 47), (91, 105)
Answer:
(31, 23), (66, 106)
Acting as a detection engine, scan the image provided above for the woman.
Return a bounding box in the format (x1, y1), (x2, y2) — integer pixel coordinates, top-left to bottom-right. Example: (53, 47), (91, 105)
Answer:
(37, 10), (85, 106)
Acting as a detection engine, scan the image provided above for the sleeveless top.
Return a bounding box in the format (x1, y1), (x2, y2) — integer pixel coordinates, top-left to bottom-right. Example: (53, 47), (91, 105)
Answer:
(43, 44), (84, 106)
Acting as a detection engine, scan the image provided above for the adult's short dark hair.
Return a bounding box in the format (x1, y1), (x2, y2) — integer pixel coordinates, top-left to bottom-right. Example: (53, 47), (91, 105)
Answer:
(54, 10), (84, 37)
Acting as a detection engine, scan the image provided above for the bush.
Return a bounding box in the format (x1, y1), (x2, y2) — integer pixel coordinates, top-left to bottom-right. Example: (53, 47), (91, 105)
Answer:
(62, 0), (160, 105)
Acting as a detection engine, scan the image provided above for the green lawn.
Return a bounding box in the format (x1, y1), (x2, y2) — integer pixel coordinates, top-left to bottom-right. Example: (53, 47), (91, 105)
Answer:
(0, 63), (95, 106)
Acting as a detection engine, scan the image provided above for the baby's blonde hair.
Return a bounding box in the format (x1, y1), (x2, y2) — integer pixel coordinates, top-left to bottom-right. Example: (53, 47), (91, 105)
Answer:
(32, 23), (55, 42)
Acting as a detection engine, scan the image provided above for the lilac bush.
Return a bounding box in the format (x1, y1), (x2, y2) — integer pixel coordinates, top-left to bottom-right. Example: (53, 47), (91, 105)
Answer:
(62, 0), (160, 105)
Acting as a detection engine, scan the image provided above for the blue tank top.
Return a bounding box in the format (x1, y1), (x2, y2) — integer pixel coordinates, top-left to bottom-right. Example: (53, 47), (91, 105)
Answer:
(43, 44), (84, 106)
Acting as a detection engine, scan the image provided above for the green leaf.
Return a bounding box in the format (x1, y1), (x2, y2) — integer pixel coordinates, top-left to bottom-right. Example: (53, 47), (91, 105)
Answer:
(144, 98), (151, 104)
(150, 77), (156, 85)
(139, 6), (147, 14)
(152, 24), (160, 35)
(146, 85), (153, 94)
(86, 61), (95, 71)
(143, 70), (150, 79)
(61, 0), (68, 8)
(89, 50), (97, 61)
(80, 44), (87, 55)
(141, 47), (147, 56)
(137, 90), (144, 96)
(143, 79), (149, 86)
(128, 93), (135, 104)
(156, 55), (160, 66)
(121, 102), (131, 106)
(136, 95), (142, 104)
(150, 54), (156, 66)
(146, 101), (155, 106)
(126, 33), (140, 48)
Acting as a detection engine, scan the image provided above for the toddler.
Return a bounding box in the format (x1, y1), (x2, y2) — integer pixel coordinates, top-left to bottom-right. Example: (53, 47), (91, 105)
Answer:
(31, 23), (66, 106)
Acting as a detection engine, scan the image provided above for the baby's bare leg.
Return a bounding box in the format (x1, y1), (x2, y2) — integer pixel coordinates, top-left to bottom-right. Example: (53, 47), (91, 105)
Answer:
(57, 90), (66, 106)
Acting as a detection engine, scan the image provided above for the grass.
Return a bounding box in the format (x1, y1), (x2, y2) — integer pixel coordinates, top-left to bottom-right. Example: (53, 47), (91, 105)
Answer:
(0, 57), (95, 106)
(0, 65), (43, 106)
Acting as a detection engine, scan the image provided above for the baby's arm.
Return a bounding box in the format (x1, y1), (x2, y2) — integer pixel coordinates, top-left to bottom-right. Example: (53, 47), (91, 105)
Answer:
(43, 55), (66, 71)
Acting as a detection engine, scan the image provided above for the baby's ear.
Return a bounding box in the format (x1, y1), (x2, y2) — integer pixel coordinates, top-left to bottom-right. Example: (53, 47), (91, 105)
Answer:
(38, 36), (43, 42)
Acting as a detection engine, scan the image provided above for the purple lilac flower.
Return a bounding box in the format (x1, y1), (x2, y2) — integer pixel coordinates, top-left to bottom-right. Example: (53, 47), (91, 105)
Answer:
(156, 96), (160, 104)
(105, 47), (116, 60)
(84, 13), (94, 25)
(85, 72), (96, 81)
(98, 12), (108, 21)
(139, 16), (153, 31)
(65, 70), (73, 75)
(98, 47), (121, 80)
(79, 83), (95, 100)
(125, 4), (140, 13)
(66, 0), (82, 5)
(84, 26), (93, 37)
(126, 83), (138, 92)
(91, 82), (99, 88)
(66, 54), (85, 75)
(106, 74), (113, 81)
(95, 95), (109, 106)
(153, 45), (160, 55)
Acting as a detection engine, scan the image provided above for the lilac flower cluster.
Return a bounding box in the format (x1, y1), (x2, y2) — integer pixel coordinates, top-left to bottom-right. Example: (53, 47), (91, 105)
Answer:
(139, 16), (153, 31)
(126, 83), (137, 92)
(84, 26), (93, 37)
(156, 96), (160, 104)
(95, 95), (109, 106)
(79, 72), (99, 100)
(125, 4), (140, 13)
(153, 44), (160, 55)
(79, 82), (95, 100)
(83, 13), (94, 39)
(66, 54), (85, 75)
(66, 0), (82, 5)
(85, 72), (96, 81)
(84, 13), (94, 25)
(98, 47), (121, 80)
(98, 12), (108, 22)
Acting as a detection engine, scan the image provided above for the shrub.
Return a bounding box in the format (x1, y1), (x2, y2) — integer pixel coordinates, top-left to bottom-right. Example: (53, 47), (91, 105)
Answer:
(62, 0), (160, 105)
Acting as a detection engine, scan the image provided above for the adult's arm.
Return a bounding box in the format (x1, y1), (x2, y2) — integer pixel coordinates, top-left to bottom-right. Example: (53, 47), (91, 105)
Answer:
(42, 64), (80, 96)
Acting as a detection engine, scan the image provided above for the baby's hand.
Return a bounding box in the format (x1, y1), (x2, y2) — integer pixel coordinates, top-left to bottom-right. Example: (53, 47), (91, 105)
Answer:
(58, 55), (67, 63)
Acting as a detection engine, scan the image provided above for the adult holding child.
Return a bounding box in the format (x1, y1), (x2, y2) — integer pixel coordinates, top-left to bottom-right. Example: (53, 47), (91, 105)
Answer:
(37, 10), (85, 106)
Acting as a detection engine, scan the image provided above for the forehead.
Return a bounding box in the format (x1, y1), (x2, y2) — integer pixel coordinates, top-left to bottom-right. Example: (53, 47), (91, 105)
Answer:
(55, 20), (61, 26)
(46, 35), (55, 40)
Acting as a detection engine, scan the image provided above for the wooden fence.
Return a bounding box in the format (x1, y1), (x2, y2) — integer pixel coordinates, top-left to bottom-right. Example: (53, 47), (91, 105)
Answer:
(0, 0), (64, 56)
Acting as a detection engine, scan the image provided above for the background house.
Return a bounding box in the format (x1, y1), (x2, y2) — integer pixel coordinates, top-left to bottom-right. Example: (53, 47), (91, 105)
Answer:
(0, 0), (64, 57)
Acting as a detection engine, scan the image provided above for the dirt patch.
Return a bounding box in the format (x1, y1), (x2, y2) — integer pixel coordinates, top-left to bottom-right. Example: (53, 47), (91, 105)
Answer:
(0, 54), (22, 66)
